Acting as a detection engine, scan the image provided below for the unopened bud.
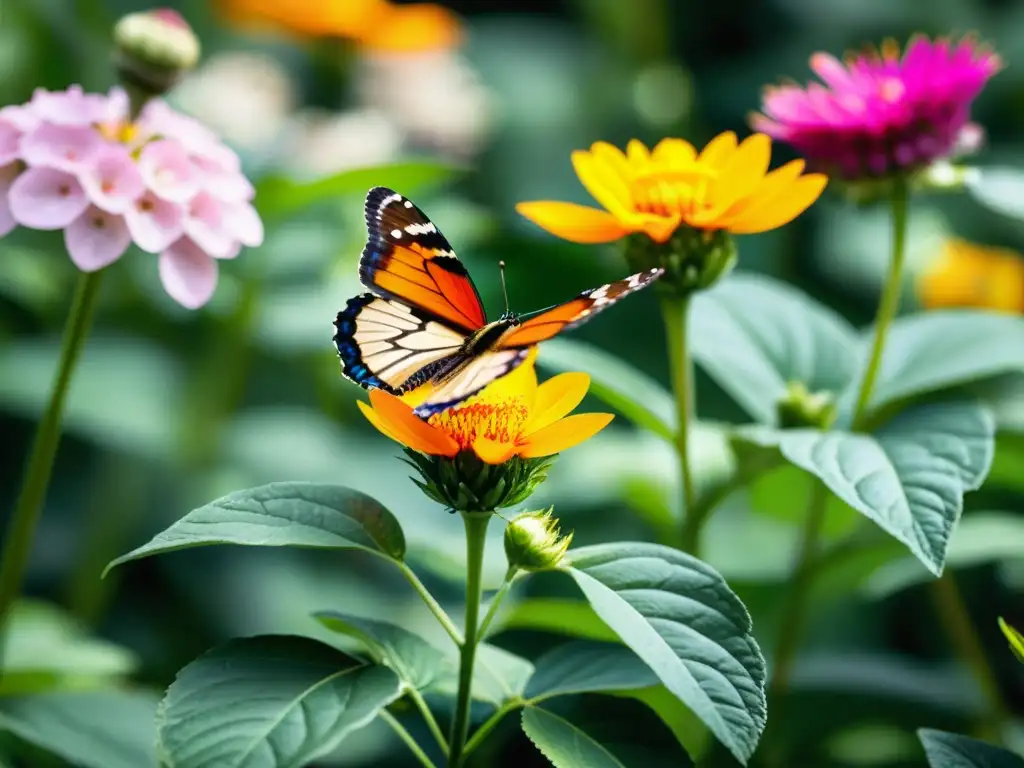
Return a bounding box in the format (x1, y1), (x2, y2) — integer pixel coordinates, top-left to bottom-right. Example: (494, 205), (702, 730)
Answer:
(504, 509), (572, 572)
(113, 8), (200, 114)
(776, 380), (837, 430)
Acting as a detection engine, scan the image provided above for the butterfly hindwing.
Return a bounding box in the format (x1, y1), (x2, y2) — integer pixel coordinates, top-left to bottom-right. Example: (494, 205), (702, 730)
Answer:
(334, 293), (468, 393)
(360, 187), (487, 333)
(498, 268), (664, 348)
(411, 349), (532, 417)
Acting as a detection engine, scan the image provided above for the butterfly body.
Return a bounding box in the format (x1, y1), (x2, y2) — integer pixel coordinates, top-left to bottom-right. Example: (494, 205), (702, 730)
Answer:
(334, 187), (663, 416)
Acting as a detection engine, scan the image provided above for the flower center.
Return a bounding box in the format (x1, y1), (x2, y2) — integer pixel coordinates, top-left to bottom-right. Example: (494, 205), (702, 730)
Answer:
(878, 77), (905, 104)
(630, 166), (718, 217)
(428, 397), (530, 451)
(96, 120), (141, 145)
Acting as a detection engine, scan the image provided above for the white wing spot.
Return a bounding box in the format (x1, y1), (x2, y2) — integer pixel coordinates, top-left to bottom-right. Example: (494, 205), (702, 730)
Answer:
(391, 229), (403, 239)
(405, 222), (437, 235)
(403, 200), (413, 208)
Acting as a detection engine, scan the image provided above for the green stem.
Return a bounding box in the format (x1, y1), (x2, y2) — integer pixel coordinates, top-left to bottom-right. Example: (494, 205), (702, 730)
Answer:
(476, 567), (518, 640)
(407, 687), (448, 756)
(399, 562), (464, 646)
(380, 710), (438, 768)
(461, 701), (520, 759)
(447, 512), (491, 767)
(0, 270), (103, 670)
(851, 179), (909, 429)
(661, 297), (700, 554)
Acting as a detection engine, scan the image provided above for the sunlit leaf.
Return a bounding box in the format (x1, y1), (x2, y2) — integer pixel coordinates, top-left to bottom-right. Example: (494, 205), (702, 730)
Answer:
(157, 635), (402, 768)
(918, 727), (1024, 767)
(565, 543), (766, 764)
(105, 482), (406, 574)
(315, 611), (451, 690)
(964, 166), (1024, 222)
(690, 273), (858, 425)
(737, 401), (995, 576)
(522, 708), (628, 768)
(998, 618), (1024, 664)
(0, 690), (159, 768)
(524, 640), (658, 702)
(489, 598), (618, 643)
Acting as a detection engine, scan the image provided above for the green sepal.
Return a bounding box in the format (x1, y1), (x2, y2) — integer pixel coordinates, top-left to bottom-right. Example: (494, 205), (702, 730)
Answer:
(404, 449), (555, 512)
(623, 227), (737, 299)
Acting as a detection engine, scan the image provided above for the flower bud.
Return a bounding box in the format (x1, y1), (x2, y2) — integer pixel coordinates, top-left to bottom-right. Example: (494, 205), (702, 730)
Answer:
(776, 380), (837, 430)
(404, 449), (553, 513)
(504, 509), (572, 572)
(623, 227), (737, 299)
(113, 8), (200, 114)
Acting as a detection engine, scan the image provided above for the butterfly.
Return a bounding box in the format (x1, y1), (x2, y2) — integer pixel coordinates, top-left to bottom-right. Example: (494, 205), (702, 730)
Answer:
(333, 187), (663, 417)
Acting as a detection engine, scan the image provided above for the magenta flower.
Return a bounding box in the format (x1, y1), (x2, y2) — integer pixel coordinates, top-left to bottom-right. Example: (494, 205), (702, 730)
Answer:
(752, 36), (1001, 181)
(0, 85), (263, 308)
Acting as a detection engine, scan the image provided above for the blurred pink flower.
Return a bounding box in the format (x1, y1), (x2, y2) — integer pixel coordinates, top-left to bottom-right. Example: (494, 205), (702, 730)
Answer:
(752, 36), (1001, 180)
(0, 85), (263, 308)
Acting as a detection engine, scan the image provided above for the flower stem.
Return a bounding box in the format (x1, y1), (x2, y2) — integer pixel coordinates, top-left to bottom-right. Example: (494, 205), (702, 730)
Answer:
(447, 512), (490, 767)
(0, 269), (103, 668)
(661, 297), (700, 554)
(407, 687), (449, 756)
(476, 567), (518, 640)
(461, 701), (520, 759)
(851, 179), (909, 429)
(380, 710), (438, 768)
(399, 562), (464, 646)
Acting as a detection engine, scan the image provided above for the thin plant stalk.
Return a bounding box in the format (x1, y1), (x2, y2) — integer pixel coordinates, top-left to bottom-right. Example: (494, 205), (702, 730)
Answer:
(476, 567), (518, 640)
(399, 562), (464, 645)
(380, 710), (438, 768)
(0, 270), (104, 667)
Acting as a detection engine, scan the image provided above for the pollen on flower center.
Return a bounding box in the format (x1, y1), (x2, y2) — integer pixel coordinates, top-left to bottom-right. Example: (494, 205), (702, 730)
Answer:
(631, 174), (710, 217)
(428, 398), (530, 450)
(878, 77), (905, 103)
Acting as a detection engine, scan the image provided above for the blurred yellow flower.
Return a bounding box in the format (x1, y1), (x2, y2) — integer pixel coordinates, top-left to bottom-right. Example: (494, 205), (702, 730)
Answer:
(358, 351), (613, 464)
(918, 238), (1024, 314)
(219, 0), (461, 53)
(515, 132), (828, 244)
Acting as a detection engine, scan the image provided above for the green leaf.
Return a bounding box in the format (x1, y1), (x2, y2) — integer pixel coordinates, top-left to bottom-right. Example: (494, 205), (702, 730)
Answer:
(737, 401), (995, 576)
(860, 311), (1024, 415)
(314, 611), (451, 690)
(0, 690), (159, 768)
(565, 543), (766, 765)
(105, 482), (406, 575)
(0, 600), (137, 694)
(998, 618), (1024, 664)
(522, 708), (628, 768)
(489, 598), (619, 643)
(425, 642), (534, 708)
(538, 338), (675, 441)
(965, 166), (1024, 222)
(918, 728), (1024, 767)
(525, 641), (658, 702)
(255, 160), (457, 220)
(690, 273), (858, 424)
(157, 635), (403, 768)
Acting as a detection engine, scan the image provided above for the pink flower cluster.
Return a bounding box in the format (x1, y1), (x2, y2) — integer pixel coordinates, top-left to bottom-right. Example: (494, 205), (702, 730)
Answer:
(0, 86), (263, 308)
(752, 36), (1001, 180)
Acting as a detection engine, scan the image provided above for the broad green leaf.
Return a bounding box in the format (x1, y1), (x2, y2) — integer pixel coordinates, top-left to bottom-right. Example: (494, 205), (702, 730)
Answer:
(314, 611), (451, 690)
(157, 635), (402, 768)
(918, 728), (1024, 767)
(106, 482), (405, 574)
(524, 641), (658, 702)
(965, 166), (1024, 222)
(0, 690), (159, 768)
(737, 401), (995, 576)
(522, 708), (627, 768)
(566, 543), (766, 764)
(748, 464), (860, 541)
(690, 273), (858, 425)
(622, 686), (710, 761)
(255, 160), (456, 220)
(999, 618), (1024, 664)
(0, 600), (137, 694)
(858, 311), (1024, 414)
(426, 642), (534, 708)
(489, 598), (618, 643)
(538, 338), (675, 441)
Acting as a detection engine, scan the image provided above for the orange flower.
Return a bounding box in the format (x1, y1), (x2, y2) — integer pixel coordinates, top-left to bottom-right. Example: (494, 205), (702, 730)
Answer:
(918, 238), (1024, 314)
(358, 351), (613, 464)
(516, 132), (828, 244)
(219, 0), (461, 54)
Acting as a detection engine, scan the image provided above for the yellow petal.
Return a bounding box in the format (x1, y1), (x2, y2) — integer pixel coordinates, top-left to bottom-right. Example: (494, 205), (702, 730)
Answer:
(652, 138), (697, 166)
(473, 436), (518, 465)
(367, 389), (459, 456)
(708, 133), (772, 210)
(358, 3), (462, 52)
(728, 173), (827, 234)
(626, 139), (651, 167)
(713, 159), (807, 228)
(571, 150), (634, 220)
(589, 142), (632, 179)
(357, 400), (402, 444)
(515, 201), (633, 244)
(697, 131), (738, 169)
(518, 413), (614, 458)
(523, 372), (590, 434)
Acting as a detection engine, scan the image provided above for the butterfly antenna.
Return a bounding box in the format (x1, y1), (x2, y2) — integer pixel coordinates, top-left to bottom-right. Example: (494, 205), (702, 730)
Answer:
(499, 260), (511, 315)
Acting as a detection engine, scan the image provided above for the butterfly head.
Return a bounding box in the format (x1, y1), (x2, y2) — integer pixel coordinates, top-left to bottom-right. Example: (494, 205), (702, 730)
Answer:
(498, 309), (521, 325)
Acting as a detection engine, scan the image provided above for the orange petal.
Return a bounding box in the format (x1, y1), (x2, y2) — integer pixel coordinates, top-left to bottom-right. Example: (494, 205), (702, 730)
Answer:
(515, 201), (633, 244)
(518, 413), (614, 458)
(524, 372), (591, 434)
(358, 3), (462, 52)
(728, 173), (828, 234)
(640, 214), (683, 243)
(572, 150), (634, 220)
(357, 400), (402, 444)
(707, 133), (772, 210)
(367, 389), (459, 456)
(473, 436), (518, 465)
(697, 131), (738, 169)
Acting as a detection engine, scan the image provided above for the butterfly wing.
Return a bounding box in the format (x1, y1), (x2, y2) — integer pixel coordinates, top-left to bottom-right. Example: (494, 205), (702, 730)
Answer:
(334, 293), (469, 394)
(360, 187), (487, 333)
(410, 349), (532, 417)
(497, 268), (664, 348)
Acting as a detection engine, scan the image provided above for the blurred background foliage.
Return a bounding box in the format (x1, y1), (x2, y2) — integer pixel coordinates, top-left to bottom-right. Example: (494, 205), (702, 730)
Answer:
(1, 0), (1023, 766)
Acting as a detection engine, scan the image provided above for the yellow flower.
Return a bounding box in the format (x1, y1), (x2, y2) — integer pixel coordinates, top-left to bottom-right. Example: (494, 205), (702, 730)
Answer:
(358, 351), (613, 465)
(515, 132), (828, 244)
(218, 0), (461, 54)
(918, 238), (1024, 314)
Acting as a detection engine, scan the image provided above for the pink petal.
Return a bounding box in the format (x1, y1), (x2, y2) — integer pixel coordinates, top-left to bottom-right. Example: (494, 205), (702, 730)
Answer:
(224, 201), (264, 247)
(183, 191), (234, 258)
(193, 156), (254, 202)
(124, 190), (184, 253)
(159, 237), (218, 309)
(19, 123), (103, 173)
(104, 87), (130, 123)
(29, 86), (110, 126)
(0, 105), (39, 132)
(0, 120), (21, 165)
(138, 139), (199, 203)
(64, 206), (131, 271)
(0, 164), (19, 237)
(8, 167), (90, 229)
(78, 146), (145, 213)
